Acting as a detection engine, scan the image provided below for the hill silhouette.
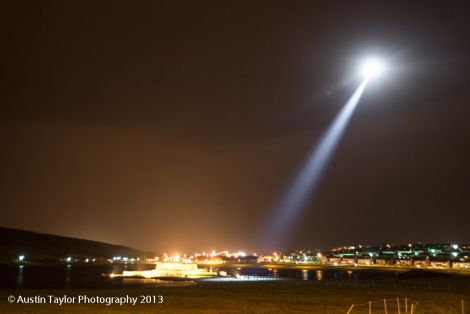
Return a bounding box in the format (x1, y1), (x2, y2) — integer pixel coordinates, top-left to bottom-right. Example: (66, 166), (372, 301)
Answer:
(0, 226), (154, 263)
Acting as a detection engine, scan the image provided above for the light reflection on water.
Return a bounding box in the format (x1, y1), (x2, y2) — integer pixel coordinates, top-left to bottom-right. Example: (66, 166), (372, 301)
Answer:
(16, 265), (24, 288)
(65, 264), (72, 289)
(202, 276), (282, 282)
(272, 269), (279, 278)
(11, 265), (362, 285)
(7, 264), (450, 289)
(316, 270), (323, 281)
(122, 278), (196, 287)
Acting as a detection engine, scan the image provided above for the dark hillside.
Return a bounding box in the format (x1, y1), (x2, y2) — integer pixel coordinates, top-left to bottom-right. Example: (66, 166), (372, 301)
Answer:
(0, 226), (154, 262)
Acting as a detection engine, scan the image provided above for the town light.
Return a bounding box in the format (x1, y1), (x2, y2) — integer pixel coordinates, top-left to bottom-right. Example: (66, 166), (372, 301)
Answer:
(18, 255), (25, 261)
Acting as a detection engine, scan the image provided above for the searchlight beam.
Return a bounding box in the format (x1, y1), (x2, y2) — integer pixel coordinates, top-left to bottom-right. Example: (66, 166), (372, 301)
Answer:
(262, 79), (369, 248)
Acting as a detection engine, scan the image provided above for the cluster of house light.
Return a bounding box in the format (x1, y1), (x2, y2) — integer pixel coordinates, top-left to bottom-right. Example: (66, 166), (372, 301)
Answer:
(253, 243), (470, 270)
(14, 244), (468, 269)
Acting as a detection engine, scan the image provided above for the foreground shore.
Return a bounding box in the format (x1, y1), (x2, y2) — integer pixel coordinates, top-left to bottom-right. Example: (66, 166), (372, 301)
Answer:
(2, 277), (469, 313)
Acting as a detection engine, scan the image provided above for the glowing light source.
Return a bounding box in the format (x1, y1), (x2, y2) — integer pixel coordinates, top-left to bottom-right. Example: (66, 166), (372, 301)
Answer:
(18, 255), (25, 261)
(260, 79), (368, 248)
(360, 58), (385, 78)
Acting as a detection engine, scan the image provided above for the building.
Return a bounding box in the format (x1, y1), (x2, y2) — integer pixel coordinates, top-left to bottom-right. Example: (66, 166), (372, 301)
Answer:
(452, 261), (470, 269)
(357, 258), (373, 265)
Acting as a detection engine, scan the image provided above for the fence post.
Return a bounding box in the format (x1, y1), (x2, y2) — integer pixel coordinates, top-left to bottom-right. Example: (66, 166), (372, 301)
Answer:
(462, 299), (465, 314)
(369, 301), (372, 314)
(346, 304), (355, 314)
(397, 298), (401, 314)
(384, 299), (388, 314)
(405, 298), (408, 313)
(410, 304), (414, 314)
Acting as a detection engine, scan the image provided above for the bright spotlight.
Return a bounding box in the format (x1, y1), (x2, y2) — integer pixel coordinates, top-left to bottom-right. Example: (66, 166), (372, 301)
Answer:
(361, 58), (385, 78)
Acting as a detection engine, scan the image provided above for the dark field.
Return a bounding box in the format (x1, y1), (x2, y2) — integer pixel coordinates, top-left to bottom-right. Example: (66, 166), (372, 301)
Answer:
(2, 277), (469, 313)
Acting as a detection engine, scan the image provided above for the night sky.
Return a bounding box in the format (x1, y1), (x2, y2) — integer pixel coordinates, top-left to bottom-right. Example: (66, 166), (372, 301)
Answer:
(1, 1), (469, 253)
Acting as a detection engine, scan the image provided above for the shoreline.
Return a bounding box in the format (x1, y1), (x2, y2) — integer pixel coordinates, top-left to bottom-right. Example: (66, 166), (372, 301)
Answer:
(3, 260), (470, 275)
